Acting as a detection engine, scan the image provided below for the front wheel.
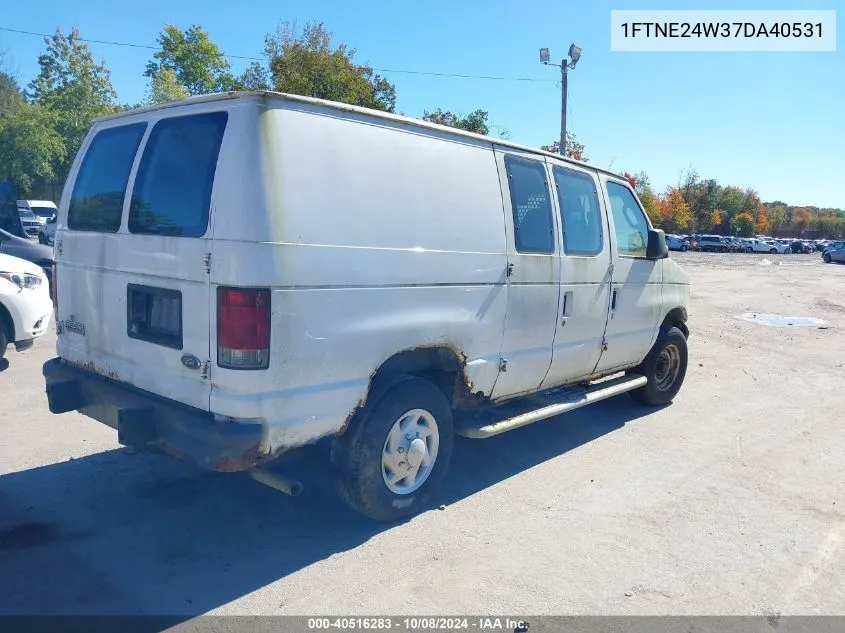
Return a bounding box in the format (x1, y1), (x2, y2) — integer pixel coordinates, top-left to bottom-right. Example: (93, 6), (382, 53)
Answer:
(824, 253), (832, 263)
(745, 247), (753, 253)
(0, 321), (8, 360)
(680, 245), (688, 252)
(769, 248), (777, 254)
(630, 326), (688, 406)
(332, 375), (454, 521)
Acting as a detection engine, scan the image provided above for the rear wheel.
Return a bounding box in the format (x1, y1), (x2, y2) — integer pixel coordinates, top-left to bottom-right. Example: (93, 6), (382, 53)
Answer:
(630, 326), (688, 406)
(332, 375), (454, 522)
(824, 253), (832, 263)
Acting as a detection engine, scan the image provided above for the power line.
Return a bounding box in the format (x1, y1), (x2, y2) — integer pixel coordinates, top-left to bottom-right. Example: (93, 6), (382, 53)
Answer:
(0, 25), (557, 83)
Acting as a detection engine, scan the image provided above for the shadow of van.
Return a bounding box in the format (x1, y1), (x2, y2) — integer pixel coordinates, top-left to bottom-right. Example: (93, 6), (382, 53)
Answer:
(0, 397), (657, 621)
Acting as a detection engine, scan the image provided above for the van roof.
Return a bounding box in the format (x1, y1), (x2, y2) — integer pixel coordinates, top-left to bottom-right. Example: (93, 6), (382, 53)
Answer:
(95, 90), (627, 181)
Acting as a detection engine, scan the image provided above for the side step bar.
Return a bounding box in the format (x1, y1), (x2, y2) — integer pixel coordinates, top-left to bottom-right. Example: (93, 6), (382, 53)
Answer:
(456, 374), (648, 439)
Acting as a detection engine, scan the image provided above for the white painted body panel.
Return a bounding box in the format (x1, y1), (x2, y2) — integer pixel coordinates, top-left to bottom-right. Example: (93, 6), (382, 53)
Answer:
(593, 175), (664, 373)
(541, 159), (612, 387)
(52, 91), (691, 456)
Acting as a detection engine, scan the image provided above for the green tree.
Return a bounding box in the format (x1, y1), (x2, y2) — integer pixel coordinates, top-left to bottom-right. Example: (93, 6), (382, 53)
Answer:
(230, 61), (271, 91)
(145, 25), (232, 96)
(28, 28), (117, 185)
(264, 21), (396, 112)
(0, 72), (24, 119)
(541, 132), (588, 162)
(145, 67), (189, 104)
(421, 108), (489, 135)
(732, 211), (755, 237)
(0, 103), (66, 194)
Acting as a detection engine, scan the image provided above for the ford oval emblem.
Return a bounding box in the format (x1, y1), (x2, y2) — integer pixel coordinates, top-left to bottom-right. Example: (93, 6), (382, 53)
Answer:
(181, 354), (202, 370)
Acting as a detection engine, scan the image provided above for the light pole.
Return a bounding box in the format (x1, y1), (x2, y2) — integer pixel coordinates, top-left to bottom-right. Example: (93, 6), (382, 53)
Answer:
(540, 44), (582, 157)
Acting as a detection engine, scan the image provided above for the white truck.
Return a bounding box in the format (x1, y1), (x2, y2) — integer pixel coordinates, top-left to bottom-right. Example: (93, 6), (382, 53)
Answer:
(43, 91), (691, 521)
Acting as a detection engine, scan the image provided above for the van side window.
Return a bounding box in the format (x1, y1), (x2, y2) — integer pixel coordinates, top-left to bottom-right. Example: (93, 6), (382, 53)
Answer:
(504, 156), (554, 254)
(68, 123), (147, 233)
(129, 112), (227, 238)
(606, 181), (649, 258)
(553, 167), (602, 256)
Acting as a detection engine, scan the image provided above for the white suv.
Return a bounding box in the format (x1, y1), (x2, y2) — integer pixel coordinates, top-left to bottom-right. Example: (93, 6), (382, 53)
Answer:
(0, 253), (53, 358)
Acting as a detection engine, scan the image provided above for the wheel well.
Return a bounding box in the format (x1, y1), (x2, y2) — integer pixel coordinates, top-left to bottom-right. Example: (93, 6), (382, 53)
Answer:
(0, 301), (14, 341)
(369, 346), (473, 410)
(661, 307), (688, 339)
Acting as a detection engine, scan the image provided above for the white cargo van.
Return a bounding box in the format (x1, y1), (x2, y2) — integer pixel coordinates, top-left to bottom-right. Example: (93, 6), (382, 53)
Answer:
(43, 91), (690, 521)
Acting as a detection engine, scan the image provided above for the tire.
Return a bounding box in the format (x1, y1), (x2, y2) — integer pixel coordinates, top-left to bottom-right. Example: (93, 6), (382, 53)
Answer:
(680, 245), (688, 252)
(630, 326), (688, 406)
(745, 247), (753, 253)
(0, 318), (8, 360)
(332, 375), (454, 522)
(769, 248), (777, 254)
(824, 253), (832, 263)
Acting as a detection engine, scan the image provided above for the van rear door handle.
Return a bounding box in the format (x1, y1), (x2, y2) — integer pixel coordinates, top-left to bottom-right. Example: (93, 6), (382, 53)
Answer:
(611, 289), (618, 310)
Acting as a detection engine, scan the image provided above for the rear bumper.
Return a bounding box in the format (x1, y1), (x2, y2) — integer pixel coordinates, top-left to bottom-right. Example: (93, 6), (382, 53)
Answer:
(43, 358), (269, 472)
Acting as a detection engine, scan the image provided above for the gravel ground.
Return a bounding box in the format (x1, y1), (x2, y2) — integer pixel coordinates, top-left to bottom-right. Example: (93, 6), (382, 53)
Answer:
(1, 250), (843, 619)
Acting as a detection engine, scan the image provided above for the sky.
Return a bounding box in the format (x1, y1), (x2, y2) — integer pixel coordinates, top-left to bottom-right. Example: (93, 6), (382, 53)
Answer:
(1, 0), (843, 208)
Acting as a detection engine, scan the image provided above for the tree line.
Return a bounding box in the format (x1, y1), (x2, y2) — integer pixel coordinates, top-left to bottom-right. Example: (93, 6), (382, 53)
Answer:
(622, 170), (844, 238)
(0, 22), (841, 237)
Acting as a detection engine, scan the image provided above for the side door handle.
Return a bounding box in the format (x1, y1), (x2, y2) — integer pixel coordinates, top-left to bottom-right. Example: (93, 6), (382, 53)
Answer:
(561, 291), (573, 326)
(611, 289), (617, 311)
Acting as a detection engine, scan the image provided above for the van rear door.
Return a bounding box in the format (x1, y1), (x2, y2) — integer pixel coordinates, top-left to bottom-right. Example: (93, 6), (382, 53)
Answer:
(56, 109), (228, 411)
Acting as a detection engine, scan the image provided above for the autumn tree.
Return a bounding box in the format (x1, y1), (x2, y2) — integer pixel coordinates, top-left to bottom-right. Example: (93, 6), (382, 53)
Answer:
(541, 132), (588, 162)
(754, 203), (769, 234)
(710, 209), (723, 231)
(657, 187), (692, 232)
(264, 21), (396, 112)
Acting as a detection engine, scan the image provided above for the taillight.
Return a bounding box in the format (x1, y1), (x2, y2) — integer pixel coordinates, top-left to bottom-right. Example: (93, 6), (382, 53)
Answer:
(217, 287), (271, 370)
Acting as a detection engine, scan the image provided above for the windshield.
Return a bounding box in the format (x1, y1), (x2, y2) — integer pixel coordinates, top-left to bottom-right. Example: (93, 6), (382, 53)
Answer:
(30, 206), (57, 218)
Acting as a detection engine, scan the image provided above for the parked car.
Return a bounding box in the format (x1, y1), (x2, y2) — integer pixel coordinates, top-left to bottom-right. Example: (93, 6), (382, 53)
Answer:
(18, 209), (45, 238)
(766, 240), (791, 254)
(697, 235), (729, 252)
(666, 234), (689, 252)
(744, 238), (781, 254)
(0, 252), (53, 359)
(42, 91), (691, 521)
(822, 243), (845, 263)
(790, 240), (810, 254)
(17, 199), (58, 221)
(823, 241), (845, 263)
(722, 237), (745, 253)
(38, 217), (57, 245)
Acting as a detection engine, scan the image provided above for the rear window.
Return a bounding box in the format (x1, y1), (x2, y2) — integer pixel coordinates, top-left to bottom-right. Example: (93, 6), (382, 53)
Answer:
(68, 123), (147, 233)
(128, 112), (227, 237)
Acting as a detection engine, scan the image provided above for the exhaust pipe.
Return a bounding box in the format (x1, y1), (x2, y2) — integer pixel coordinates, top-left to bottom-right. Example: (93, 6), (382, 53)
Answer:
(249, 468), (303, 497)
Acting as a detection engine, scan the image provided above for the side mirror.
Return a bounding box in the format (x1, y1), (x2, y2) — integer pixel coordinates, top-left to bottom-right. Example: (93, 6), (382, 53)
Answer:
(646, 228), (669, 260)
